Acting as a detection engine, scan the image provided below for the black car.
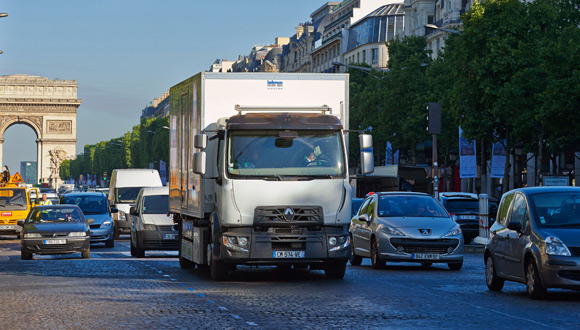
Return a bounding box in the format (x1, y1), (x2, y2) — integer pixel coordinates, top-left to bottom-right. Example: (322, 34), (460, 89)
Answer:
(18, 205), (93, 260)
(439, 192), (480, 244)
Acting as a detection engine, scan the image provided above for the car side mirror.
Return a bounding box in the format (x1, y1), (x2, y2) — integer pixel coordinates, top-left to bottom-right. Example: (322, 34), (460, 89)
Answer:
(87, 219), (95, 225)
(507, 221), (522, 233)
(129, 206), (138, 216)
(17, 219), (24, 226)
(111, 207), (118, 213)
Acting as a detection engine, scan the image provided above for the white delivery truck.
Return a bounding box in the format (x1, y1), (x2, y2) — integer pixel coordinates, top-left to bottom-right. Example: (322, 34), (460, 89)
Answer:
(169, 72), (374, 280)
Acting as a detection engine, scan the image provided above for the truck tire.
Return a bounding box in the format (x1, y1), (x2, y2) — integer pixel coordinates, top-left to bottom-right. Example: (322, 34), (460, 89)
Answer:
(134, 239), (145, 258)
(21, 249), (32, 260)
(324, 260), (347, 279)
(114, 227), (120, 240)
(210, 259), (230, 281)
(130, 240), (136, 257)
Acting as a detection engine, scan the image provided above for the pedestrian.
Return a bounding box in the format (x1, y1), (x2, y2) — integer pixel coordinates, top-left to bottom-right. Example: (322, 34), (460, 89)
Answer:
(40, 194), (53, 206)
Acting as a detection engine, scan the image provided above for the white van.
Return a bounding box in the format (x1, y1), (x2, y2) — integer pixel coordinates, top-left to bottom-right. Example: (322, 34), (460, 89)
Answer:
(129, 186), (177, 257)
(108, 169), (162, 239)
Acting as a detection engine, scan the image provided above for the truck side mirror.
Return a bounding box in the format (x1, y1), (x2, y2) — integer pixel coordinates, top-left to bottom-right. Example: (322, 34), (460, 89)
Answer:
(194, 134), (208, 150)
(110, 207), (118, 213)
(129, 206), (138, 216)
(193, 152), (207, 175)
(359, 134), (374, 175)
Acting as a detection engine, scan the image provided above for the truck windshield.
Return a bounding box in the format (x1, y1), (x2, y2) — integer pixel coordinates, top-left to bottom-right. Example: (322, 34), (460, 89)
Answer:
(116, 187), (143, 203)
(227, 130), (345, 179)
(143, 195), (169, 214)
(0, 188), (28, 210)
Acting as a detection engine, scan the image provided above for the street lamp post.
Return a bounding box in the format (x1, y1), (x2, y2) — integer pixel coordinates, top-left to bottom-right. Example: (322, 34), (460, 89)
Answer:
(0, 13), (7, 55)
(424, 24), (461, 35)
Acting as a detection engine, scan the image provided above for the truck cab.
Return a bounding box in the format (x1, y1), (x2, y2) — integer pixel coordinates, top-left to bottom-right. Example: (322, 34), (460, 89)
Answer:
(0, 177), (40, 238)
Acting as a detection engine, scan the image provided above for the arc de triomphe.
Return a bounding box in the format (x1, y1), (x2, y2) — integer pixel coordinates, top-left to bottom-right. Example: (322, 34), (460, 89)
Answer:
(0, 74), (81, 187)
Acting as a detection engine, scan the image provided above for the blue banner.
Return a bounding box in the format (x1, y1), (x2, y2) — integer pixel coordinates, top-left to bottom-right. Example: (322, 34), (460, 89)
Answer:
(459, 127), (477, 178)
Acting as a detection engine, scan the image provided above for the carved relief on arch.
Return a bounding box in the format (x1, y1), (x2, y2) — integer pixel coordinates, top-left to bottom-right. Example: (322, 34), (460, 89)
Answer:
(0, 115), (43, 137)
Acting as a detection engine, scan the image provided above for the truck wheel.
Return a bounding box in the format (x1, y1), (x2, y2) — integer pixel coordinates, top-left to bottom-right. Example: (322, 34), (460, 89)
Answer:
(210, 259), (230, 281)
(134, 239), (145, 258)
(324, 261), (347, 279)
(82, 247), (91, 259)
(114, 227), (120, 240)
(130, 240), (136, 257)
(21, 249), (32, 260)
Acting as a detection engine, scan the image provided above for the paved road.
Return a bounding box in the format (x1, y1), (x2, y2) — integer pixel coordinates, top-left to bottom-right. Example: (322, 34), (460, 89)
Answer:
(1, 235), (579, 330)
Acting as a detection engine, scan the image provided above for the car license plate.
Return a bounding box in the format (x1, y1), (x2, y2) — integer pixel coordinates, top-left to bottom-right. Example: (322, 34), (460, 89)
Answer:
(44, 239), (67, 245)
(0, 225), (15, 230)
(163, 234), (176, 240)
(459, 215), (477, 220)
(273, 251), (305, 258)
(413, 253), (440, 260)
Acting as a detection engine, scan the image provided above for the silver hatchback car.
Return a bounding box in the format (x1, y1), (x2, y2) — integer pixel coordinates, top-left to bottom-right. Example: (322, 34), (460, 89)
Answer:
(349, 192), (464, 270)
(485, 187), (580, 299)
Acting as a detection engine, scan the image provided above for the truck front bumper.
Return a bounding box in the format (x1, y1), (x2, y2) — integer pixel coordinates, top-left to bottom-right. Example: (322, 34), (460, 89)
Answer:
(216, 226), (350, 265)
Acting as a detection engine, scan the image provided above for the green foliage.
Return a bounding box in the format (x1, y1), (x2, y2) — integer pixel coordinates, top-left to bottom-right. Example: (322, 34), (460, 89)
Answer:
(60, 116), (169, 182)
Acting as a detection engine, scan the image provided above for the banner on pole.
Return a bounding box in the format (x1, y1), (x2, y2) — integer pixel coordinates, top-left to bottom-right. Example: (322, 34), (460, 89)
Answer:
(459, 127), (477, 178)
(490, 141), (506, 178)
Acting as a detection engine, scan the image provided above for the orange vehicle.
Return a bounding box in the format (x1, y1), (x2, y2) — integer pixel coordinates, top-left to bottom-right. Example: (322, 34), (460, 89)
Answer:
(0, 172), (39, 238)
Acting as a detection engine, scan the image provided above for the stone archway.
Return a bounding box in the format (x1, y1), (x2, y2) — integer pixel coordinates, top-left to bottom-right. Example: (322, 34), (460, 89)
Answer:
(0, 74), (82, 188)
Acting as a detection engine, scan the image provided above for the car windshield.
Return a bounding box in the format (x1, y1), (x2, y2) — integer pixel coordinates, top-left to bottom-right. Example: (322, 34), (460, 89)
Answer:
(227, 130), (345, 179)
(62, 195), (108, 214)
(531, 192), (580, 227)
(142, 195), (169, 214)
(28, 207), (83, 223)
(0, 188), (28, 210)
(116, 187), (143, 203)
(378, 195), (449, 218)
(444, 199), (479, 213)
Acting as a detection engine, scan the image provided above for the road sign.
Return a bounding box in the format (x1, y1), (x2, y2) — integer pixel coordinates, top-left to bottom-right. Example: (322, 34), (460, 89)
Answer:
(11, 172), (23, 183)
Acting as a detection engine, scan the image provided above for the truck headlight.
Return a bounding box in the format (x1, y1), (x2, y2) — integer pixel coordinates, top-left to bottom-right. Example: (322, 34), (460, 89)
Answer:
(329, 235), (350, 252)
(143, 224), (157, 231)
(100, 220), (113, 229)
(443, 224), (462, 237)
(222, 235), (249, 252)
(24, 233), (42, 238)
(68, 232), (87, 237)
(118, 211), (126, 221)
(545, 236), (571, 256)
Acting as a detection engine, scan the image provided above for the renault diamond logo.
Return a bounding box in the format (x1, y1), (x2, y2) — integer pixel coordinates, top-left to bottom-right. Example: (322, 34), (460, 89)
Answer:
(419, 229), (431, 236)
(53, 233), (57, 238)
(283, 208), (294, 221)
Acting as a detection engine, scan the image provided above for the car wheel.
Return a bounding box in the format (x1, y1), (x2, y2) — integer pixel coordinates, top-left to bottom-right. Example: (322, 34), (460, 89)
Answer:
(105, 239), (114, 248)
(350, 237), (362, 266)
(134, 236), (145, 258)
(82, 247), (90, 259)
(526, 259), (547, 300)
(485, 254), (504, 291)
(371, 237), (385, 269)
(130, 239), (136, 257)
(324, 261), (347, 279)
(21, 249), (32, 260)
(448, 261), (463, 270)
(421, 263), (433, 268)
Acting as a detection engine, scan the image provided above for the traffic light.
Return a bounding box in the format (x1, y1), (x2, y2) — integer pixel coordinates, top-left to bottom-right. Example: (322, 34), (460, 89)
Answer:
(428, 102), (441, 135)
(103, 172), (108, 181)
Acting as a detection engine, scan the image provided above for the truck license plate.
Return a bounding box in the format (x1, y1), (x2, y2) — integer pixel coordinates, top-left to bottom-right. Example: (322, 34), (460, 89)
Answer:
(413, 253), (440, 260)
(273, 251), (305, 258)
(164, 234), (176, 240)
(0, 225), (15, 230)
(44, 239), (67, 245)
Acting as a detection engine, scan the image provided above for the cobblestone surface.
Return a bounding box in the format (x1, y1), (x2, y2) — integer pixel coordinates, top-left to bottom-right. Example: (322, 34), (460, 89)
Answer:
(1, 235), (579, 330)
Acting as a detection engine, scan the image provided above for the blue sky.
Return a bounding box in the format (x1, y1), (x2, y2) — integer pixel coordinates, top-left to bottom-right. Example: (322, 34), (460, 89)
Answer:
(0, 0), (320, 173)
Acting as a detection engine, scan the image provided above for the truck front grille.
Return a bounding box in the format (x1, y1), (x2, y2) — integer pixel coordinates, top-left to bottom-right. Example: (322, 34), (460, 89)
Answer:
(272, 242), (306, 250)
(254, 206), (323, 227)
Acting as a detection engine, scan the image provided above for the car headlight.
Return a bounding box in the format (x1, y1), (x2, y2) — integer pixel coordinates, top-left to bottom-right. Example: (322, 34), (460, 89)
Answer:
(443, 224), (462, 237)
(143, 224), (157, 231)
(24, 233), (42, 238)
(379, 224), (405, 236)
(545, 236), (571, 256)
(100, 220), (113, 229)
(118, 211), (126, 221)
(222, 235), (249, 252)
(68, 232), (87, 237)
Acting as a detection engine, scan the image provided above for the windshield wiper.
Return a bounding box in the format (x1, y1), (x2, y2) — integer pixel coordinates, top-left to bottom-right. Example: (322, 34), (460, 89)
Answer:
(260, 175), (282, 181)
(7, 203), (25, 207)
(558, 222), (580, 227)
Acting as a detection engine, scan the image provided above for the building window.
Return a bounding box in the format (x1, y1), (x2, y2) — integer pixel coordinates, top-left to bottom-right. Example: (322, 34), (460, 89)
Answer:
(428, 15), (434, 25)
(371, 48), (378, 64)
(362, 50), (366, 63)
